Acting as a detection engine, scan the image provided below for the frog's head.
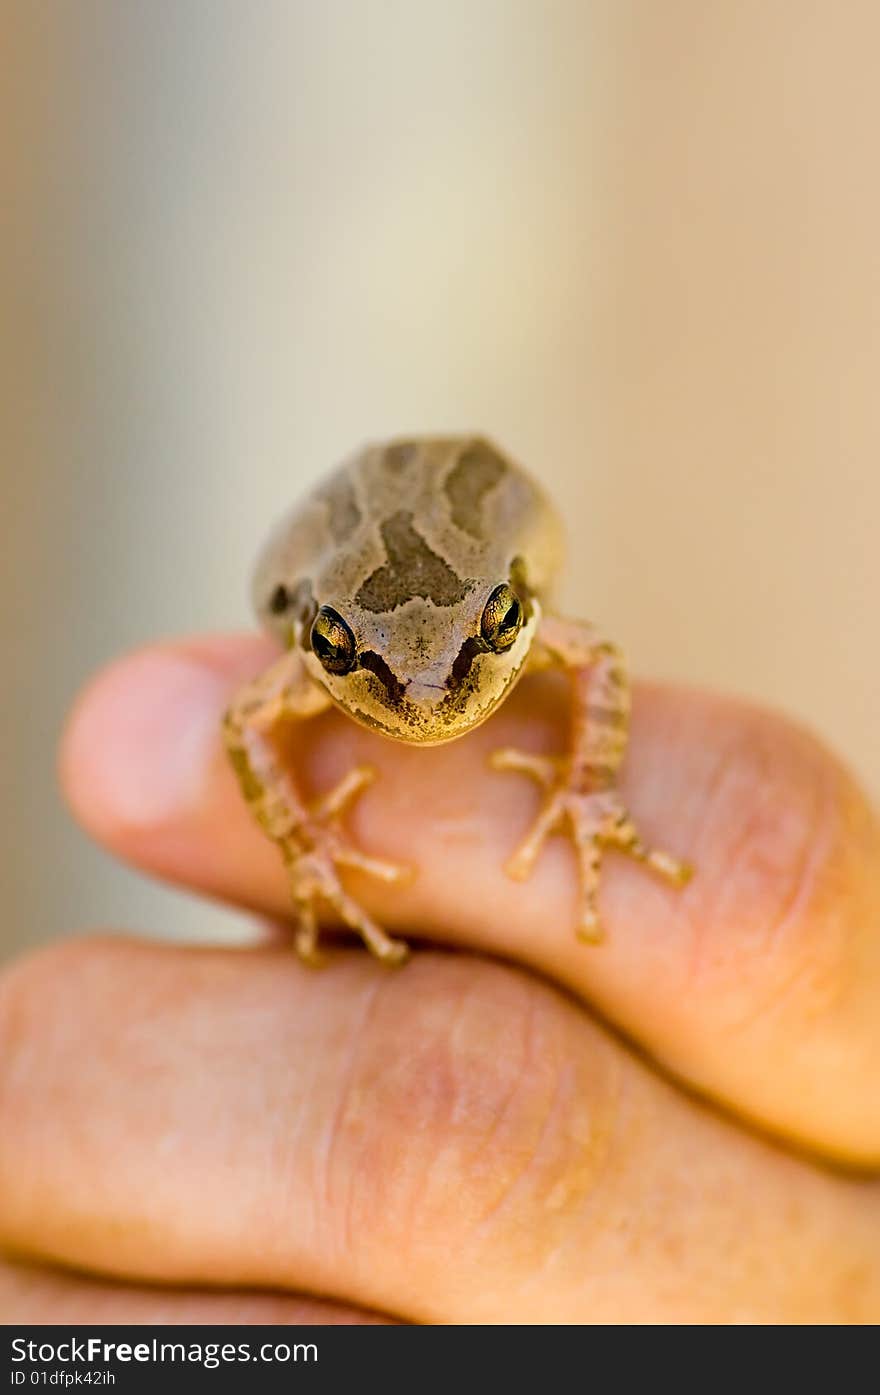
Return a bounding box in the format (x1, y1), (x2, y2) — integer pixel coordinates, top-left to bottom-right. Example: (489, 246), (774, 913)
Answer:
(299, 565), (539, 746)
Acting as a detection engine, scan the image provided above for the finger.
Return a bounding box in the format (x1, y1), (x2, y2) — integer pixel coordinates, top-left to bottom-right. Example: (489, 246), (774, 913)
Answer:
(0, 1257), (390, 1324)
(60, 635), (880, 1164)
(0, 938), (877, 1323)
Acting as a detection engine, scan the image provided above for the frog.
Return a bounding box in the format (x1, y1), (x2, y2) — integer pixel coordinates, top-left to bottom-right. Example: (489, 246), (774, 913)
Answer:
(224, 436), (692, 965)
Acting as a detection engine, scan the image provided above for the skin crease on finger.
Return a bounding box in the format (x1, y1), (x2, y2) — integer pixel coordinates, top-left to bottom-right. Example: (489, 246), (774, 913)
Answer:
(59, 635), (880, 1164)
(0, 1259), (391, 1324)
(0, 939), (878, 1324)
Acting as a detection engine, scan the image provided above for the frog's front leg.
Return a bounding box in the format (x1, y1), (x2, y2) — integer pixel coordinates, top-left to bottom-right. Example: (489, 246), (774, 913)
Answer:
(491, 616), (693, 943)
(223, 650), (411, 966)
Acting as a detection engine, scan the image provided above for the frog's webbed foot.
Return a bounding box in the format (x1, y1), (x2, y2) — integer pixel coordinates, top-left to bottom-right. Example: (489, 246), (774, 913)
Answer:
(490, 750), (693, 943)
(491, 616), (693, 944)
(282, 765), (413, 967)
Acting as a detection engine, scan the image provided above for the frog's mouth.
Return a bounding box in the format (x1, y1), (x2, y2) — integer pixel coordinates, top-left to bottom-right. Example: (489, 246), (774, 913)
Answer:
(343, 688), (508, 746)
(338, 643), (530, 747)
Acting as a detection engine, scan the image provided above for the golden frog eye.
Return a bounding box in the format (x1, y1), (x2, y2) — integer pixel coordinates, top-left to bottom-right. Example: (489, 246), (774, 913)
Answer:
(480, 583), (523, 652)
(311, 606), (356, 674)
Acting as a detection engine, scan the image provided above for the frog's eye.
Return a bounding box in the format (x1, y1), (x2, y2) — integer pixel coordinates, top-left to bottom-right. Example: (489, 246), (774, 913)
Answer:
(311, 606), (357, 675)
(481, 583), (523, 652)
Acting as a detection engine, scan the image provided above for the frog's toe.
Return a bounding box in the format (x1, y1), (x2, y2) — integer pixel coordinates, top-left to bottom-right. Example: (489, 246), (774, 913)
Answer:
(372, 936), (410, 968)
(334, 844), (414, 885)
(575, 904), (605, 945)
(293, 905), (326, 967)
(311, 764), (378, 821)
(506, 819), (557, 881)
(606, 813), (695, 888)
(502, 782), (568, 881)
(490, 747), (559, 788)
(333, 888), (411, 966)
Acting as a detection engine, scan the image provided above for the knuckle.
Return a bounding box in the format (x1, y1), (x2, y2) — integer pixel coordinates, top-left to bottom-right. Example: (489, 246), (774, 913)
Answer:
(326, 957), (621, 1255)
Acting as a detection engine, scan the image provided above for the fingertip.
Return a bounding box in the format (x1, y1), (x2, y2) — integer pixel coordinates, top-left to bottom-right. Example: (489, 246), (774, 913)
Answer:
(59, 635), (276, 845)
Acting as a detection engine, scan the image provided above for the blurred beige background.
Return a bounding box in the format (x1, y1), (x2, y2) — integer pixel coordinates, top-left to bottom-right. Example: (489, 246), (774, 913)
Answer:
(3, 1), (877, 960)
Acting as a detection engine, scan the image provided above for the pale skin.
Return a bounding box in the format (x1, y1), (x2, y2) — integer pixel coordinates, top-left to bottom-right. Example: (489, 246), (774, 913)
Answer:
(0, 633), (879, 1321)
(224, 437), (692, 964)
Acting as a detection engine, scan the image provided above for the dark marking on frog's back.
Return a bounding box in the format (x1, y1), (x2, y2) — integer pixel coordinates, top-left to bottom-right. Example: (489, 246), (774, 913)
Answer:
(383, 441), (421, 475)
(444, 439), (507, 539)
(318, 473), (361, 543)
(356, 510), (471, 612)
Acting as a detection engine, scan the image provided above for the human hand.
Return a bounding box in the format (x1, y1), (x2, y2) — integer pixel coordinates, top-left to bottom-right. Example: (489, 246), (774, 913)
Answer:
(1, 633), (878, 1322)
